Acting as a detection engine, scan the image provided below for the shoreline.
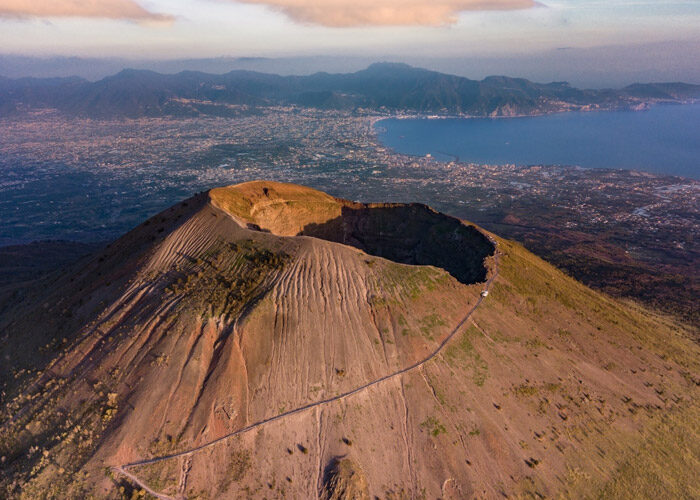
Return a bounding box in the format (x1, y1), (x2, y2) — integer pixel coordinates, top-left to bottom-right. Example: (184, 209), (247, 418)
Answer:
(370, 101), (700, 180)
(370, 98), (700, 125)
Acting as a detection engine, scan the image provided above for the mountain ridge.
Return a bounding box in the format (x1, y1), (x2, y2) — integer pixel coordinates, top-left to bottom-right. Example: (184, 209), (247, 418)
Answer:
(2, 63), (699, 118)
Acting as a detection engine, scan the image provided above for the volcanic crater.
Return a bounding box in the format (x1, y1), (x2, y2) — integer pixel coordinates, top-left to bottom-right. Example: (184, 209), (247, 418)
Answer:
(210, 181), (495, 284)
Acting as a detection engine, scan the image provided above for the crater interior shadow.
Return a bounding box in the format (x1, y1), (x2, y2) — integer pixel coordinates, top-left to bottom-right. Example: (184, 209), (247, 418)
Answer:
(298, 204), (494, 285)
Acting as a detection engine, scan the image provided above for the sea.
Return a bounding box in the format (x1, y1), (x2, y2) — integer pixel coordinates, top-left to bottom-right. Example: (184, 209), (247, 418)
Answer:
(375, 103), (700, 180)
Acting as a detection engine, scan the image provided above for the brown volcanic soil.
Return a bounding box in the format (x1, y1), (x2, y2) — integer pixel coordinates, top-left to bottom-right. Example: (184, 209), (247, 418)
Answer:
(0, 181), (698, 500)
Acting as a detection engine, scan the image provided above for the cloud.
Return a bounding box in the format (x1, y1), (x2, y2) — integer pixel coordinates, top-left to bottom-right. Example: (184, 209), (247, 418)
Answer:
(0, 0), (173, 22)
(233, 0), (536, 27)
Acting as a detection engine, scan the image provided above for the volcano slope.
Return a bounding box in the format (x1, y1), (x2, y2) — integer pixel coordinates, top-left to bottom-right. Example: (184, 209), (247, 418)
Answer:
(0, 181), (698, 500)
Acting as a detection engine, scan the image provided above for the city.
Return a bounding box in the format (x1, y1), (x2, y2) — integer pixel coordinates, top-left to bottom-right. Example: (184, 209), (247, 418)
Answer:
(1, 108), (697, 323)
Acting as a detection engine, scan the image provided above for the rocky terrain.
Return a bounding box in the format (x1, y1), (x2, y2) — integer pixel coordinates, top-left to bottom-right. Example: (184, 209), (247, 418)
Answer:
(0, 181), (698, 499)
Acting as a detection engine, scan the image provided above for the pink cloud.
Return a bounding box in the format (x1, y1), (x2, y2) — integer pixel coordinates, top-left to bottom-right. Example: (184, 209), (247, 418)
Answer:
(234, 0), (536, 27)
(0, 0), (172, 21)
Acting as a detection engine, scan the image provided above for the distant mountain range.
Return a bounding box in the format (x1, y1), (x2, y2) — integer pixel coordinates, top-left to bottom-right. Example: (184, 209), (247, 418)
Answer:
(1, 62), (699, 118)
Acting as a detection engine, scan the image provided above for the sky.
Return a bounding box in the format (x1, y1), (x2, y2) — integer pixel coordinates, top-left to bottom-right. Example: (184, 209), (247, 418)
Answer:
(0, 0), (699, 84)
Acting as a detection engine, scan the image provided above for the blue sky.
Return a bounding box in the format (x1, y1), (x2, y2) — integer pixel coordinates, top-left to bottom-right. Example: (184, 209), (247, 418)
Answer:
(0, 0), (698, 58)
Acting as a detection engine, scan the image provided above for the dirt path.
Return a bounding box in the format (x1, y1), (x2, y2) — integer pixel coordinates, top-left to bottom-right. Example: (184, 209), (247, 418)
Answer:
(114, 240), (499, 498)
(113, 465), (176, 500)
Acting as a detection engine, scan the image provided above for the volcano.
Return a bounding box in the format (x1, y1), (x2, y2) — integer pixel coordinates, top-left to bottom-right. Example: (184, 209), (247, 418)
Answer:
(1, 181), (697, 499)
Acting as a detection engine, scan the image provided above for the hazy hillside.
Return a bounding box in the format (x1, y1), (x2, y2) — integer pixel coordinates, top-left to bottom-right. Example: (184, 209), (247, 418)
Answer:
(0, 181), (697, 499)
(2, 63), (699, 118)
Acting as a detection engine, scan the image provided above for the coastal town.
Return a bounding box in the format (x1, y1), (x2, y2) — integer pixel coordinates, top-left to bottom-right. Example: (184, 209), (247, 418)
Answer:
(1, 108), (698, 321)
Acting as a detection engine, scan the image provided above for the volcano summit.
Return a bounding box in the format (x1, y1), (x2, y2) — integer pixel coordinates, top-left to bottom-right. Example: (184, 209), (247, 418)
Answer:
(0, 181), (698, 499)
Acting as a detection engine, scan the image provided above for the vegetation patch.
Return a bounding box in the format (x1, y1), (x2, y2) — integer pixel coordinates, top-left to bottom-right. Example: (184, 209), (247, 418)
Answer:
(524, 338), (548, 350)
(164, 240), (288, 318)
(594, 404), (700, 499)
(444, 326), (489, 386)
(131, 460), (179, 495)
(229, 449), (251, 481)
(420, 416), (447, 437)
(321, 458), (369, 500)
(379, 263), (448, 300)
(513, 384), (539, 397)
(419, 313), (446, 340)
(219, 449), (252, 492)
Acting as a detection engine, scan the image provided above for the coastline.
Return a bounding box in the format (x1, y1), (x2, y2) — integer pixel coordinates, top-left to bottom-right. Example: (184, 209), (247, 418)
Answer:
(371, 98), (700, 125)
(370, 101), (700, 180)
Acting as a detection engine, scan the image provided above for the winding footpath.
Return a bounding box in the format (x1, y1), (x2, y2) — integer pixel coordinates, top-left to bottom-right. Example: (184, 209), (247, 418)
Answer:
(114, 239), (499, 499)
